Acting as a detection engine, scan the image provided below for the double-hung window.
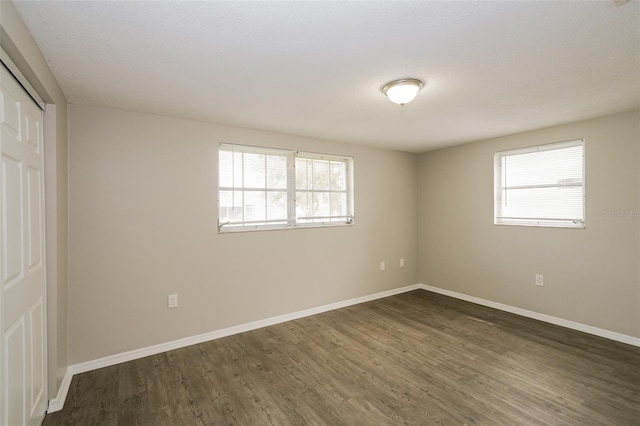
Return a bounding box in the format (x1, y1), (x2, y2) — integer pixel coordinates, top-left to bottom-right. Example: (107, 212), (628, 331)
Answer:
(494, 139), (585, 228)
(218, 143), (354, 232)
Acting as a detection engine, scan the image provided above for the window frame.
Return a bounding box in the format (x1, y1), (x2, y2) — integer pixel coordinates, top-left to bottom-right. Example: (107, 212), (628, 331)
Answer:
(218, 143), (355, 233)
(494, 139), (586, 229)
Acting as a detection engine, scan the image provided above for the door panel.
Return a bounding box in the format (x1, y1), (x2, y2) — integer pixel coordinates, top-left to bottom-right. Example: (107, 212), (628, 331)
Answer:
(5, 316), (25, 426)
(28, 297), (44, 418)
(1, 64), (47, 426)
(27, 167), (42, 270)
(2, 155), (23, 287)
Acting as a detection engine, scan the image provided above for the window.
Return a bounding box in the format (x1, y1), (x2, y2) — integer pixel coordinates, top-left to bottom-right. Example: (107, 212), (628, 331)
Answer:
(494, 139), (585, 228)
(218, 143), (354, 232)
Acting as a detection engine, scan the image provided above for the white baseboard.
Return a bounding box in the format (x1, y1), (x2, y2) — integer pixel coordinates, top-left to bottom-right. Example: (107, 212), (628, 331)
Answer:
(47, 282), (639, 413)
(46, 367), (72, 413)
(418, 283), (640, 347)
(46, 283), (422, 413)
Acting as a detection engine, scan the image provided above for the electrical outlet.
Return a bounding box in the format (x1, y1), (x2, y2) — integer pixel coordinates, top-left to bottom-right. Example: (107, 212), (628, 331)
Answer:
(535, 274), (544, 287)
(380, 261), (385, 271)
(400, 258), (405, 268)
(168, 293), (178, 308)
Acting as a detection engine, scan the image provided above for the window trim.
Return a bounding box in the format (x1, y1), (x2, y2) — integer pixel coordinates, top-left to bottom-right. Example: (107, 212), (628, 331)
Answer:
(494, 139), (586, 229)
(218, 143), (355, 233)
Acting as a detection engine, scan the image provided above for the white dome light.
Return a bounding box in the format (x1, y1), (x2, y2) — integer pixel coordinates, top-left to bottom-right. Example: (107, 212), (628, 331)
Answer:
(382, 78), (424, 106)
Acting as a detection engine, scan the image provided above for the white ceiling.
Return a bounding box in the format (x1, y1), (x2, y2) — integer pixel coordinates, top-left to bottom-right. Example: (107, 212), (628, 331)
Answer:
(13, 0), (640, 153)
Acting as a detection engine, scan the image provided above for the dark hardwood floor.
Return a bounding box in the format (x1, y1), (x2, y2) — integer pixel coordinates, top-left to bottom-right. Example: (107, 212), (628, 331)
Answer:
(43, 290), (640, 425)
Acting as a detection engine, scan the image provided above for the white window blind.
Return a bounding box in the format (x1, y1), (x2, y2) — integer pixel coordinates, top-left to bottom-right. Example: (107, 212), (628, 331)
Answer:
(218, 143), (354, 232)
(494, 139), (585, 228)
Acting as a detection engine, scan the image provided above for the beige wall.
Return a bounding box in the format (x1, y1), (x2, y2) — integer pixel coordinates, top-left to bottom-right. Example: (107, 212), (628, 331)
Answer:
(67, 104), (419, 363)
(1, 1), (69, 397)
(418, 111), (640, 337)
(68, 106), (638, 365)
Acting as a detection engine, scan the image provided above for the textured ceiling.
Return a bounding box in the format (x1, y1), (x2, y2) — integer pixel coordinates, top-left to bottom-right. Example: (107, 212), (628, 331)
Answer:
(13, 0), (640, 153)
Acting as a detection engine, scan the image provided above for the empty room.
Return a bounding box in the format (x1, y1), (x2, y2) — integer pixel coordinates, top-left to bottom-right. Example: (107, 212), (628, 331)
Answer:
(1, 0), (638, 425)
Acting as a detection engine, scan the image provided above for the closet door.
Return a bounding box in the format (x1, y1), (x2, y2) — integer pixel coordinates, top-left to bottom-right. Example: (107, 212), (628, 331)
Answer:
(0, 64), (47, 426)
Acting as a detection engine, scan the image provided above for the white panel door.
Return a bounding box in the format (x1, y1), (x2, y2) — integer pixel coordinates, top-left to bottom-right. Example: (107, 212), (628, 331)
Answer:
(0, 65), (47, 425)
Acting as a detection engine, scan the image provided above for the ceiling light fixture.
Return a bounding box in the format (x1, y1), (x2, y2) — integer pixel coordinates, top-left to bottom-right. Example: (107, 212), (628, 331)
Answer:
(382, 78), (423, 106)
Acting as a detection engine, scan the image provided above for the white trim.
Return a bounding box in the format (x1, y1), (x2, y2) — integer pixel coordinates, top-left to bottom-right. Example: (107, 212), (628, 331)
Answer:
(418, 284), (640, 347)
(46, 368), (72, 413)
(46, 284), (422, 413)
(0, 47), (45, 109)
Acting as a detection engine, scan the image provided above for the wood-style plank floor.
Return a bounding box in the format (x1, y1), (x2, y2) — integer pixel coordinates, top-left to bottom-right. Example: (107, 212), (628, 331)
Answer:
(43, 290), (640, 425)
